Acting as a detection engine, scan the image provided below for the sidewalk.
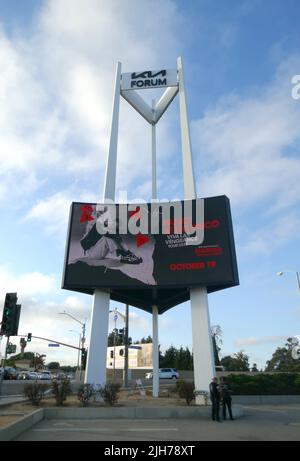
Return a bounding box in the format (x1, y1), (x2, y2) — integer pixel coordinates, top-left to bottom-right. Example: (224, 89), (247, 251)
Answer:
(0, 395), (26, 406)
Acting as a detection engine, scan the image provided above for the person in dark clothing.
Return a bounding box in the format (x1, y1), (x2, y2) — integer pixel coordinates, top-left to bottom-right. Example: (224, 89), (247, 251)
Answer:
(80, 206), (143, 264)
(220, 377), (234, 420)
(209, 377), (221, 422)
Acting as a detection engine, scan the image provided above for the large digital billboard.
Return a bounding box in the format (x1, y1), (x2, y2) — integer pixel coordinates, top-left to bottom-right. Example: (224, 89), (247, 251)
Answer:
(62, 196), (239, 313)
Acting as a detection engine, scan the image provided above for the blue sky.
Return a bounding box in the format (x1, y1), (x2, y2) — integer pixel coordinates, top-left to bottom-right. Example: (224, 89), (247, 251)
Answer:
(0, 0), (300, 369)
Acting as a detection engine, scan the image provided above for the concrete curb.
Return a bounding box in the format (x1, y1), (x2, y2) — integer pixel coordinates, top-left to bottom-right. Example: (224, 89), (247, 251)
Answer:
(0, 409), (44, 441)
(0, 404), (243, 440)
(232, 395), (300, 405)
(44, 404), (243, 420)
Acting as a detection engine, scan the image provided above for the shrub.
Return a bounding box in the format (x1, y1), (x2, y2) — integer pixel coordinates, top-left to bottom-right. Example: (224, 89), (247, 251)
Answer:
(24, 382), (49, 406)
(227, 373), (300, 395)
(51, 378), (71, 406)
(77, 383), (95, 406)
(99, 383), (121, 406)
(176, 379), (195, 405)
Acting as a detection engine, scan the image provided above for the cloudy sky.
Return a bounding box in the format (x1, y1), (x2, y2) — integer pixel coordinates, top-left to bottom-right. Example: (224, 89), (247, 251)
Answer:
(0, 0), (300, 369)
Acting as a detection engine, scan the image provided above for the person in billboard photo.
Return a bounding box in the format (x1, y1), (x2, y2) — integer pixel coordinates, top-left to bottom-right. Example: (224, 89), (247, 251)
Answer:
(66, 203), (157, 286)
(80, 206), (143, 265)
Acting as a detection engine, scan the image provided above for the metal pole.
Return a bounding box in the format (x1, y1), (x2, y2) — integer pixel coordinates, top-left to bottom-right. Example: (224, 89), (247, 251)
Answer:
(177, 55), (216, 404)
(113, 317), (117, 381)
(177, 56), (197, 200)
(296, 272), (300, 292)
(85, 62), (121, 386)
(152, 99), (157, 201)
(151, 104), (159, 398)
(103, 61), (122, 201)
(77, 334), (81, 372)
(124, 304), (129, 388)
(152, 305), (159, 397)
(0, 336), (9, 399)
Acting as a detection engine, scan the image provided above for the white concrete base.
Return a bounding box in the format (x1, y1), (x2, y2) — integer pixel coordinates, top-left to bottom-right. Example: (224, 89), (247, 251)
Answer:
(190, 287), (216, 405)
(85, 289), (110, 386)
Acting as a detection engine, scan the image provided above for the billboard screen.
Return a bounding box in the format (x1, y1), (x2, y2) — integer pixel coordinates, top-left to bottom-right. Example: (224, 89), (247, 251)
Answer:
(62, 196), (239, 313)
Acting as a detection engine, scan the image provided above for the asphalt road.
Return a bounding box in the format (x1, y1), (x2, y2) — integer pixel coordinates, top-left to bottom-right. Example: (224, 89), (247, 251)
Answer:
(14, 404), (300, 441)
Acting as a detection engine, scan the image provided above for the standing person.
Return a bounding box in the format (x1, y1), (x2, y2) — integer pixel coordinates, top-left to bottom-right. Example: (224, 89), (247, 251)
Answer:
(220, 376), (234, 420)
(209, 377), (221, 422)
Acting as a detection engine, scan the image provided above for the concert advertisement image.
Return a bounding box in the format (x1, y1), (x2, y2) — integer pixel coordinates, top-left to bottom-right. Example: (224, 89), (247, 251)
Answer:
(62, 196), (239, 313)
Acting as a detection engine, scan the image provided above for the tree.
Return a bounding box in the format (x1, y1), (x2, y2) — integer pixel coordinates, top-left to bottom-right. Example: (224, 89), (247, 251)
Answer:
(265, 338), (300, 372)
(160, 346), (177, 368)
(47, 362), (60, 370)
(220, 351), (250, 371)
(107, 330), (132, 347)
(211, 325), (222, 366)
(31, 353), (46, 370)
(159, 346), (193, 370)
(135, 335), (153, 344)
(175, 347), (193, 370)
(251, 363), (259, 372)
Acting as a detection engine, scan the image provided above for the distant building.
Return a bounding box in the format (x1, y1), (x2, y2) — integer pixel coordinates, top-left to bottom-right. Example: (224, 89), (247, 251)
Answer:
(14, 360), (31, 370)
(107, 343), (153, 369)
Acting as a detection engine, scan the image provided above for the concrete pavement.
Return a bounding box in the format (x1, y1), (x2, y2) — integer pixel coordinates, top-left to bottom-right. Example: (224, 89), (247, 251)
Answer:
(13, 404), (300, 441)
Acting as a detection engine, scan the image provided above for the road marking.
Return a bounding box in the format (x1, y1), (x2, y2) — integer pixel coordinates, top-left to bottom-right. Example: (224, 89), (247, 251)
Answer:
(126, 428), (178, 432)
(243, 406), (286, 414)
(33, 427), (179, 432)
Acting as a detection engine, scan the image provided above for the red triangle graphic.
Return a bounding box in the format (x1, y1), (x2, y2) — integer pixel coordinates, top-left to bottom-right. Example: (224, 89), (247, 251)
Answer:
(136, 234), (150, 248)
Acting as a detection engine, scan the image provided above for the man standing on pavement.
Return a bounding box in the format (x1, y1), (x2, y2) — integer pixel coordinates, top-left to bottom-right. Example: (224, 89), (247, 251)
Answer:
(209, 377), (221, 422)
(220, 376), (234, 420)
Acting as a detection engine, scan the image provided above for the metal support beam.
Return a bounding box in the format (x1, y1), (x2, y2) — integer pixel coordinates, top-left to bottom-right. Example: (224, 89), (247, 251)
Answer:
(152, 305), (159, 397)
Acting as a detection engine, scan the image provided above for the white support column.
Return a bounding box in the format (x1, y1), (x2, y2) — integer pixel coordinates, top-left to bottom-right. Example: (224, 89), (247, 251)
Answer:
(151, 100), (157, 201)
(152, 305), (159, 397)
(85, 62), (122, 386)
(190, 288), (216, 404)
(103, 61), (122, 201)
(151, 106), (159, 397)
(177, 56), (196, 200)
(85, 289), (110, 386)
(177, 55), (215, 405)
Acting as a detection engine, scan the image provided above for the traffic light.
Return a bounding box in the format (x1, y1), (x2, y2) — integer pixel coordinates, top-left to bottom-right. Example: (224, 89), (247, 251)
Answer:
(81, 348), (87, 369)
(118, 328), (124, 341)
(27, 333), (32, 342)
(0, 293), (20, 336)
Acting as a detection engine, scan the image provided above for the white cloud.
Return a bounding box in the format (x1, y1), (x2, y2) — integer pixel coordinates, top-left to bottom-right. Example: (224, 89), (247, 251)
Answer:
(241, 212), (300, 255)
(234, 335), (288, 348)
(23, 189), (98, 236)
(192, 55), (300, 212)
(0, 266), (56, 300)
(0, 0), (181, 207)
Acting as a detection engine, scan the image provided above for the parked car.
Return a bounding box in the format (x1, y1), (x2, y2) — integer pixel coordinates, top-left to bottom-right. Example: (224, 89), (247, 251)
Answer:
(17, 371), (31, 380)
(145, 368), (179, 380)
(1, 367), (17, 380)
(28, 371), (39, 380)
(40, 370), (52, 380)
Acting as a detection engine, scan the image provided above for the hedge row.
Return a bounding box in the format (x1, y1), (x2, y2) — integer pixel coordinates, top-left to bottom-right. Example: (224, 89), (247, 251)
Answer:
(226, 373), (300, 395)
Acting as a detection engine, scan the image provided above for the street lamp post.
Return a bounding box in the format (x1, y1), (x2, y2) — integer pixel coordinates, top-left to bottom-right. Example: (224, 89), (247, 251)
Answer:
(59, 311), (87, 379)
(277, 271), (300, 293)
(109, 306), (129, 387)
(69, 330), (82, 375)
